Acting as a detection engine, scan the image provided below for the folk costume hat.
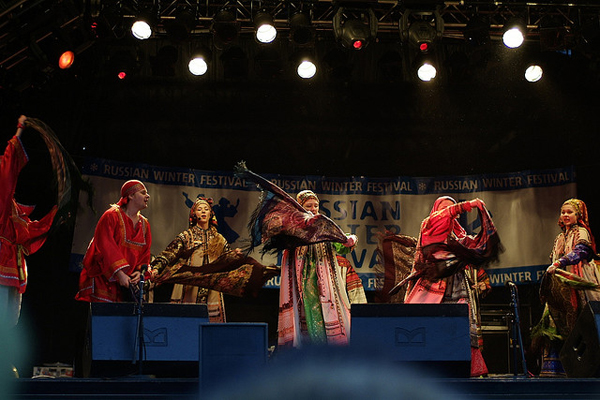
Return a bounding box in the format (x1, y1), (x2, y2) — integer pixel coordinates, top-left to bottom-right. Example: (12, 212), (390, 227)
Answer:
(189, 197), (218, 228)
(559, 198), (596, 253)
(296, 190), (319, 206)
(117, 180), (146, 207)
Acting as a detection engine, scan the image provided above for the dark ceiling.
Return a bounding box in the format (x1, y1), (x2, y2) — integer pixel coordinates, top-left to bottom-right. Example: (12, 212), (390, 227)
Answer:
(2, 0), (600, 180)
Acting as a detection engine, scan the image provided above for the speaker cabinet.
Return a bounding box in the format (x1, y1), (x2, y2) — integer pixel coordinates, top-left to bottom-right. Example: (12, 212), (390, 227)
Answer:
(560, 301), (600, 378)
(351, 304), (471, 377)
(481, 328), (511, 374)
(84, 302), (209, 377)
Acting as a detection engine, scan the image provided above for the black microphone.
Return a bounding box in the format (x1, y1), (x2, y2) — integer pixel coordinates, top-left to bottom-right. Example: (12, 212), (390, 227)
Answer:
(505, 280), (517, 288)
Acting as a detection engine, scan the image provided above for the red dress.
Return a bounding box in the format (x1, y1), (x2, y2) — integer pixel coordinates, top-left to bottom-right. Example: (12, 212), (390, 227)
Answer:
(75, 205), (151, 302)
(0, 135), (57, 293)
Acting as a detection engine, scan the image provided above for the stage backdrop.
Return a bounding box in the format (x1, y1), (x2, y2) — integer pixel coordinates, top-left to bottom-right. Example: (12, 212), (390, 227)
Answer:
(70, 158), (576, 290)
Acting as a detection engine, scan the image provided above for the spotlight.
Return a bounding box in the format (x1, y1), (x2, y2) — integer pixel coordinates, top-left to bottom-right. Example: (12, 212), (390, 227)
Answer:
(131, 10), (156, 40)
(400, 11), (444, 52)
(291, 50), (317, 79)
(188, 47), (212, 76)
(289, 12), (315, 46)
(211, 9), (240, 49)
(417, 61), (437, 82)
(333, 7), (377, 51)
(58, 50), (75, 69)
(524, 64), (543, 83)
(502, 18), (526, 49)
(254, 11), (277, 44)
(297, 60), (317, 79)
(108, 50), (140, 80)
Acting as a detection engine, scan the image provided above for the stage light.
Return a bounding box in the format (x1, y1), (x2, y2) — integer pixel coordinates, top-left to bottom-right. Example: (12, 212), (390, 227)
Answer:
(333, 7), (377, 51)
(108, 50), (140, 80)
(58, 50), (75, 69)
(297, 60), (317, 79)
(188, 47), (212, 76)
(524, 64), (543, 82)
(131, 10), (156, 40)
(131, 20), (151, 40)
(417, 62), (437, 82)
(292, 50), (317, 79)
(407, 19), (443, 55)
(189, 57), (208, 76)
(254, 11), (277, 44)
(289, 12), (315, 46)
(502, 18), (526, 49)
(212, 9), (240, 50)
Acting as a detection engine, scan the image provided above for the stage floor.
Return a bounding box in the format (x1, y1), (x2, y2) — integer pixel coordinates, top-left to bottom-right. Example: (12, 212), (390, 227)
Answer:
(7, 375), (600, 400)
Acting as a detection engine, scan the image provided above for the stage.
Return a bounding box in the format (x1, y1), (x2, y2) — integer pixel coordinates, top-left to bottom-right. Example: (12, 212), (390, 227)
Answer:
(6, 302), (600, 399)
(8, 375), (600, 400)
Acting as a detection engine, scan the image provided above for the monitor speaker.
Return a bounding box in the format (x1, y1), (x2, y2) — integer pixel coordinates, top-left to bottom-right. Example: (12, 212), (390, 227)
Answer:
(351, 303), (471, 377)
(83, 302), (209, 377)
(560, 301), (600, 378)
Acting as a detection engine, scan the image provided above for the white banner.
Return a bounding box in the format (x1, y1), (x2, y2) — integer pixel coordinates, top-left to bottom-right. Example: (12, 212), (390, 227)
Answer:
(70, 158), (576, 290)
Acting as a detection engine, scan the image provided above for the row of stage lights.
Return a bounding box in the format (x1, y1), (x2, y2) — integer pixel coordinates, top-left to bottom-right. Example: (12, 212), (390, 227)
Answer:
(56, 8), (545, 83)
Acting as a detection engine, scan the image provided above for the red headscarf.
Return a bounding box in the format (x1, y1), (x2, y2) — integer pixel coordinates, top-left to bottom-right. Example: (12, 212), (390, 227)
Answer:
(421, 196), (468, 247)
(559, 198), (596, 252)
(116, 180), (145, 207)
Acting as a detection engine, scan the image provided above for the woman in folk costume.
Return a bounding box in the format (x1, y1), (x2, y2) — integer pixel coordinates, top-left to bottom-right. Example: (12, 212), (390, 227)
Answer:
(75, 180), (152, 303)
(404, 196), (502, 377)
(151, 198), (230, 322)
(278, 190), (360, 347)
(150, 197), (277, 322)
(233, 163), (360, 347)
(533, 198), (600, 376)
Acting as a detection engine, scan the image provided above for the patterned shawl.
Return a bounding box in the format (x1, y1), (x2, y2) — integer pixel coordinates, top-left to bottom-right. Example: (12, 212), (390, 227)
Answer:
(24, 118), (93, 228)
(234, 161), (348, 254)
(153, 250), (270, 298)
(400, 200), (502, 290)
(375, 232), (417, 302)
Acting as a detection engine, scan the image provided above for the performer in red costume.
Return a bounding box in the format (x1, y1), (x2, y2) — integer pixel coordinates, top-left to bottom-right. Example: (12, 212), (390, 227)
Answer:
(0, 115), (58, 325)
(75, 180), (151, 303)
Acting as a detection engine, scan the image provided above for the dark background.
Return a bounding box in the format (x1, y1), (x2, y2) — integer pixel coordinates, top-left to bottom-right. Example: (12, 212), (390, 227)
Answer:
(3, 2), (600, 378)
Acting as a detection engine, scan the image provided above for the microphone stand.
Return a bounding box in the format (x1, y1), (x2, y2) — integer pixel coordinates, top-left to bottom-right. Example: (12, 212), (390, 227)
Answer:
(507, 281), (529, 377)
(132, 265), (147, 376)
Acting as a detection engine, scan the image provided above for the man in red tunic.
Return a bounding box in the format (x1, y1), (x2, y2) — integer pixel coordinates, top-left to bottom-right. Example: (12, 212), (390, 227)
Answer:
(75, 180), (152, 303)
(0, 115), (57, 325)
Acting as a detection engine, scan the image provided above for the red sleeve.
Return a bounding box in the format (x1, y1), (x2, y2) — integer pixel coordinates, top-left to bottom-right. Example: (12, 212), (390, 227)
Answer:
(93, 210), (131, 281)
(0, 136), (28, 215)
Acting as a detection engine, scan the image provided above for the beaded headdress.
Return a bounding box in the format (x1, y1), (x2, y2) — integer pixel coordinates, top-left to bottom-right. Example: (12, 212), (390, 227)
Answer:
(296, 190), (319, 206)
